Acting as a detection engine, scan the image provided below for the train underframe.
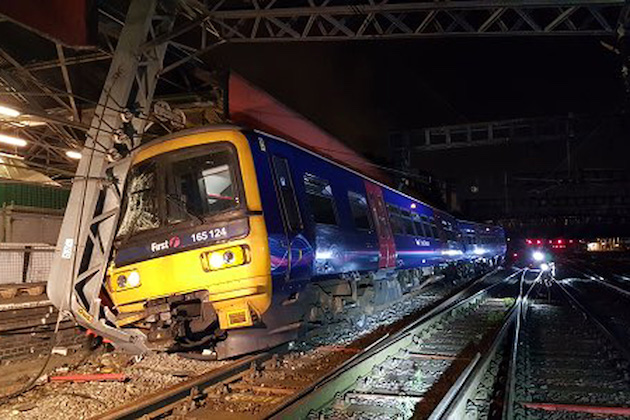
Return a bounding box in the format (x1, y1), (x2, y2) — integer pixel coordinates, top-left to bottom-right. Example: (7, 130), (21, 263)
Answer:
(122, 257), (501, 358)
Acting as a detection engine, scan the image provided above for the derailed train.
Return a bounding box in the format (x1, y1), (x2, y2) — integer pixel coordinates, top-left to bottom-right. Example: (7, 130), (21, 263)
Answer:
(106, 126), (506, 358)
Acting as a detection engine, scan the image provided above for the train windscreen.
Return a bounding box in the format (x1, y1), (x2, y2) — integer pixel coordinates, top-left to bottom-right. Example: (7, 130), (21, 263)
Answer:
(117, 143), (242, 239)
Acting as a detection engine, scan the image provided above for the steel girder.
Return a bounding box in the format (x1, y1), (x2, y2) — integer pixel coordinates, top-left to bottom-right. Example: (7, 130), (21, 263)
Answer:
(46, 0), (176, 353)
(391, 115), (581, 152)
(201, 0), (625, 41)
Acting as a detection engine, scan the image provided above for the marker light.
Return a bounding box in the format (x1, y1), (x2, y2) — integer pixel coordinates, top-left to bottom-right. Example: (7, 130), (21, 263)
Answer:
(410, 203), (417, 209)
(442, 249), (463, 256)
(0, 105), (21, 118)
(532, 251), (545, 262)
(316, 250), (333, 260)
(540, 263), (550, 271)
(66, 150), (82, 159)
(0, 134), (27, 147)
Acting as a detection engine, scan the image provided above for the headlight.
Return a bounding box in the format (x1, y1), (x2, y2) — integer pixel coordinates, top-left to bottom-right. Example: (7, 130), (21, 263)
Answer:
(127, 271), (141, 287)
(200, 245), (249, 272)
(532, 251), (545, 262)
(113, 270), (141, 290)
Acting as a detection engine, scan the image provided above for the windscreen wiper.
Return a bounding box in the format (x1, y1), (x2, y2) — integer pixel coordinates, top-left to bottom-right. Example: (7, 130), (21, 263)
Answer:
(166, 194), (205, 225)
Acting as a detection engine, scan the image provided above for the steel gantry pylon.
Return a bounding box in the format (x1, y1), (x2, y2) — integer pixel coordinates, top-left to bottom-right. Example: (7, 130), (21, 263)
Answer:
(202, 0), (625, 41)
(46, 0), (178, 352)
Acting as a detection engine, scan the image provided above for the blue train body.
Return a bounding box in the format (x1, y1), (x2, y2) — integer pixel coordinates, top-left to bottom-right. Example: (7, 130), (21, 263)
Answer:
(217, 128), (506, 356)
(248, 129), (505, 284)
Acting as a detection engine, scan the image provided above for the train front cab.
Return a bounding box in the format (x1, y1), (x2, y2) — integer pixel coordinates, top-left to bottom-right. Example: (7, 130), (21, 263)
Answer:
(107, 128), (274, 354)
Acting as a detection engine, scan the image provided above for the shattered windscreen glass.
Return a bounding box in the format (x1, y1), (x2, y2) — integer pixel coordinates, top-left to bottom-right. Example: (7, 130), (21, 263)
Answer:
(117, 161), (159, 238)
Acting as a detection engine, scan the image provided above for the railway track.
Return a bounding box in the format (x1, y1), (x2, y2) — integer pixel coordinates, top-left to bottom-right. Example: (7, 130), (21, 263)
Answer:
(92, 269), (520, 420)
(269, 271), (521, 419)
(0, 298), (84, 363)
(503, 279), (630, 419)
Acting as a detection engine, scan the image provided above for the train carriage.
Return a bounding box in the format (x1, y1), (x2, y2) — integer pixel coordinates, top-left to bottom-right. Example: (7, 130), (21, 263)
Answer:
(106, 126), (506, 358)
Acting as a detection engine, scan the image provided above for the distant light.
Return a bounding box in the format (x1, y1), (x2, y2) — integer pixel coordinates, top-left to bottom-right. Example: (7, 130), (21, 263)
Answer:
(540, 263), (550, 271)
(513, 253), (518, 257)
(532, 251), (545, 261)
(410, 203), (416, 209)
(0, 134), (27, 147)
(557, 239), (563, 244)
(526, 239), (532, 245)
(66, 150), (82, 160)
(0, 105), (21, 118)
(536, 240), (542, 245)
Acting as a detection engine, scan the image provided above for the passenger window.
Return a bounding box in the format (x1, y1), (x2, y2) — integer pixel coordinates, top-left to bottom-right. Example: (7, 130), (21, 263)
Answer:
(430, 217), (439, 238)
(348, 191), (372, 231)
(401, 209), (416, 236)
(272, 156), (303, 232)
(412, 213), (425, 237)
(421, 215), (433, 238)
(304, 173), (337, 225)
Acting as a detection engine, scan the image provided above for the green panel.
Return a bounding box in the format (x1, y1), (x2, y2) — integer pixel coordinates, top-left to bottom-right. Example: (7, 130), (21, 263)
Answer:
(0, 182), (70, 210)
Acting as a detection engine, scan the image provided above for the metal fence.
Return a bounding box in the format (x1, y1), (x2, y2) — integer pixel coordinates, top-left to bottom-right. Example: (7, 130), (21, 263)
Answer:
(0, 244), (54, 285)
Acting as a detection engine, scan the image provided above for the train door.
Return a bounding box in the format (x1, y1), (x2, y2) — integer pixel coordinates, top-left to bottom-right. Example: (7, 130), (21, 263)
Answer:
(270, 155), (310, 281)
(364, 181), (396, 268)
(433, 212), (449, 254)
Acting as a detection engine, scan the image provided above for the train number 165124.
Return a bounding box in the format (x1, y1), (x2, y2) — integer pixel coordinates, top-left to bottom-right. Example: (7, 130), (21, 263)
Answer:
(191, 227), (228, 243)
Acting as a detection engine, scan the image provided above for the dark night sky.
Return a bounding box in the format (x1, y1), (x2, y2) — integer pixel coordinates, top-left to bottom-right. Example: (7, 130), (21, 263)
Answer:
(212, 37), (624, 160)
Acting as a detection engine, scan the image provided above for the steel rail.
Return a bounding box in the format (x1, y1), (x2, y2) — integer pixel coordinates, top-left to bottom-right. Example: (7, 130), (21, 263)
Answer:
(556, 280), (630, 362)
(502, 269), (537, 420)
(266, 268), (522, 419)
(501, 277), (630, 417)
(433, 299), (519, 419)
(94, 352), (273, 420)
(561, 257), (630, 299)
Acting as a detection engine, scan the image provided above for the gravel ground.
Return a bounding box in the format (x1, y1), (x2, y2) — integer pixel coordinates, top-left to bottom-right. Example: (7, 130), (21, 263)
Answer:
(0, 351), (228, 419)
